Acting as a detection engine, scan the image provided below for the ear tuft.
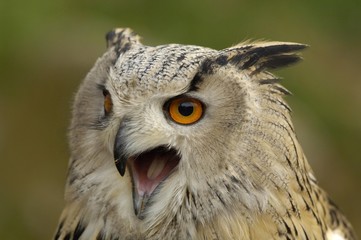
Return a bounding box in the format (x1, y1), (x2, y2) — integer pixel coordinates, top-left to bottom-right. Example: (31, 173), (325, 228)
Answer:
(223, 42), (308, 73)
(105, 28), (141, 54)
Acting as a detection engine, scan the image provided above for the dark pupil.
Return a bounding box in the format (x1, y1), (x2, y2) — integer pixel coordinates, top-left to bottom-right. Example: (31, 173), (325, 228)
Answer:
(178, 102), (194, 116)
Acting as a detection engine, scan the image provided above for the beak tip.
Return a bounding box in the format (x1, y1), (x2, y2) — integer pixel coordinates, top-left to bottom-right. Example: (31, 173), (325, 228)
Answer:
(115, 158), (127, 176)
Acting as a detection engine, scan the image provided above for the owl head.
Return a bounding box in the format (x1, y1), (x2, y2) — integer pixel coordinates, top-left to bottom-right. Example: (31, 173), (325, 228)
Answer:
(61, 28), (307, 237)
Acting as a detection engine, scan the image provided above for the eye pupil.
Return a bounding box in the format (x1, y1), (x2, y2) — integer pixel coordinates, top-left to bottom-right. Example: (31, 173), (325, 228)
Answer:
(178, 102), (194, 116)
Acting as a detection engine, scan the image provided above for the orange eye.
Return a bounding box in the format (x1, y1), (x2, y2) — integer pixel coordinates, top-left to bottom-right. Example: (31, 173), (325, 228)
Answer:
(167, 97), (203, 125)
(103, 90), (113, 115)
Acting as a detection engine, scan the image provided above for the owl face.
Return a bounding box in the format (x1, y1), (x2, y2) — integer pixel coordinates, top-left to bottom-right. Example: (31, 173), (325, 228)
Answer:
(68, 28), (305, 222)
(106, 44), (247, 218)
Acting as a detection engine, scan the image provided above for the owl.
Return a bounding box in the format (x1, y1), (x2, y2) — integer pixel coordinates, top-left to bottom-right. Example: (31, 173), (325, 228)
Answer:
(54, 28), (357, 239)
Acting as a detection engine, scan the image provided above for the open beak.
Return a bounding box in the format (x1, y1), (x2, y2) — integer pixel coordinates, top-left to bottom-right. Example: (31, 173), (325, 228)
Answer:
(114, 128), (180, 218)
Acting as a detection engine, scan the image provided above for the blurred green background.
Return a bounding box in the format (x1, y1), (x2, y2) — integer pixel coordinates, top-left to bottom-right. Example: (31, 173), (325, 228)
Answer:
(0, 0), (360, 239)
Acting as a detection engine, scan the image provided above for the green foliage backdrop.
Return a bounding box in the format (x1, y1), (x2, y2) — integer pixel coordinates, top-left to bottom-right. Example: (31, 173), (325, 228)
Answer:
(0, 0), (360, 239)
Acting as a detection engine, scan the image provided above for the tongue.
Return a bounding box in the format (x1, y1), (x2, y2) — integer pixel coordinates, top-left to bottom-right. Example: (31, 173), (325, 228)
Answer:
(146, 155), (167, 180)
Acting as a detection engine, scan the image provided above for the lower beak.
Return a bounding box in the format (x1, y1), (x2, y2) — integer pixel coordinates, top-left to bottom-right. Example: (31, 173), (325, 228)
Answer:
(133, 190), (149, 219)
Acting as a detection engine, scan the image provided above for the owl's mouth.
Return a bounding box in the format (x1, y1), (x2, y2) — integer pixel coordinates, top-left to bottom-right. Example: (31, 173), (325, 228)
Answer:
(127, 146), (180, 218)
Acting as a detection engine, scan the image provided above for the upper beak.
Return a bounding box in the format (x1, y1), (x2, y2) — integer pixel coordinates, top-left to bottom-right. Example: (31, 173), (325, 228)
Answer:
(113, 126), (128, 176)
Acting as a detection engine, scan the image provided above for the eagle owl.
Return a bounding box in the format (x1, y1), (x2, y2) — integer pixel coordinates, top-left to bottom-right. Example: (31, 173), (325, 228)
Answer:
(55, 28), (357, 240)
